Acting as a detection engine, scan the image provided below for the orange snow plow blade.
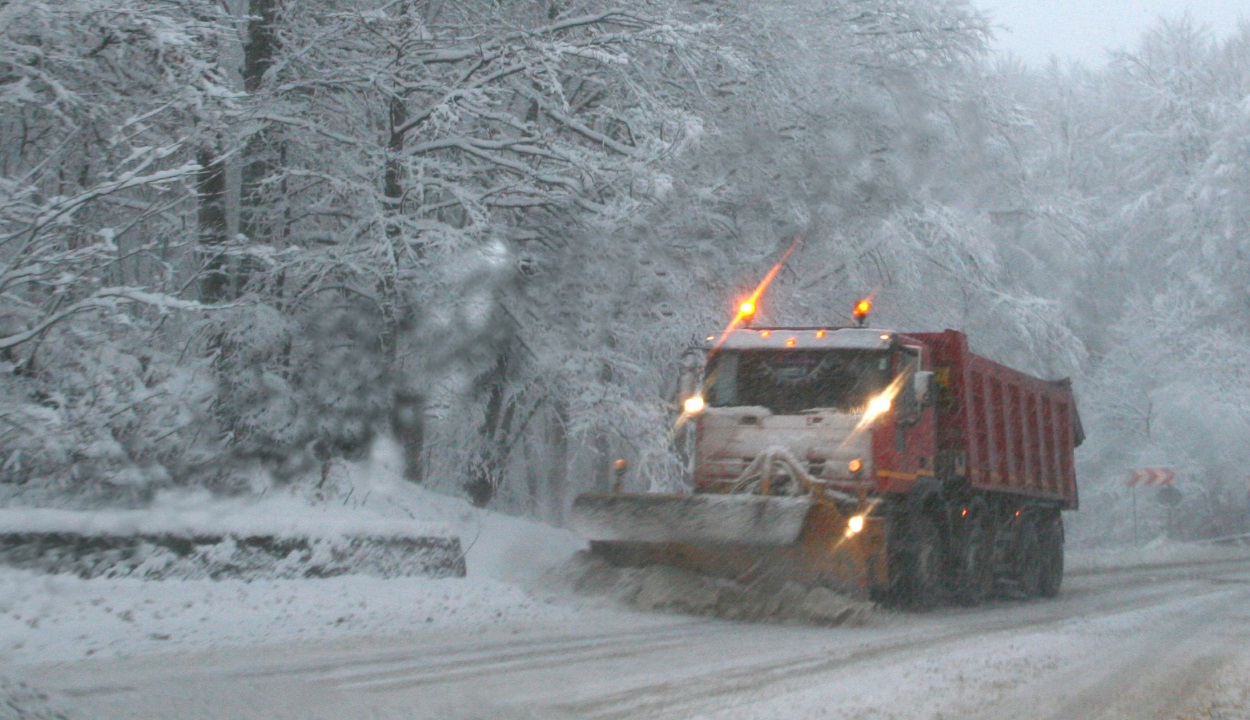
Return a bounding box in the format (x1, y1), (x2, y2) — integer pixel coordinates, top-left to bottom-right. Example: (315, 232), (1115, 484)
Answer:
(570, 493), (888, 600)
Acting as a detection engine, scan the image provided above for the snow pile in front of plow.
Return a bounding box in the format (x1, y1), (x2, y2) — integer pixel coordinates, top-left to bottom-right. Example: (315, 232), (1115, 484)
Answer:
(1174, 658), (1250, 720)
(559, 551), (875, 626)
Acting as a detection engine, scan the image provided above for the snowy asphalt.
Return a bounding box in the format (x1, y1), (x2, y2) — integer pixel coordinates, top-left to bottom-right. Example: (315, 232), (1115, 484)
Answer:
(15, 553), (1250, 720)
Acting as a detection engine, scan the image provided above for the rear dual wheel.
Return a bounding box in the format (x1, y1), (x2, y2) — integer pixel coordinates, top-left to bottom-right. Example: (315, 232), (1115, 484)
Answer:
(891, 507), (1062, 605)
(953, 516), (994, 607)
(1015, 513), (1063, 599)
(1038, 514), (1064, 598)
(1016, 521), (1043, 597)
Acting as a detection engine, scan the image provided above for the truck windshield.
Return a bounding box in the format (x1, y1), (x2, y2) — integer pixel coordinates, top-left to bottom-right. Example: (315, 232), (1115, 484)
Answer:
(705, 349), (891, 414)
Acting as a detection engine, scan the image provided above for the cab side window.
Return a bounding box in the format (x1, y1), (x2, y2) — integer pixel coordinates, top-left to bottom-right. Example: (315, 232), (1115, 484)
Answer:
(896, 348), (921, 422)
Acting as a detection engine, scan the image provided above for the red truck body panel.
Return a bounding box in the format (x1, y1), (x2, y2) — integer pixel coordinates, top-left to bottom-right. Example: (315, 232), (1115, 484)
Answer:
(909, 330), (1082, 510)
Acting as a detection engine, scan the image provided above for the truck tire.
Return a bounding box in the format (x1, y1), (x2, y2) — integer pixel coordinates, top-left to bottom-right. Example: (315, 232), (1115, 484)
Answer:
(953, 516), (994, 607)
(1038, 515), (1064, 598)
(893, 514), (946, 611)
(1016, 521), (1043, 598)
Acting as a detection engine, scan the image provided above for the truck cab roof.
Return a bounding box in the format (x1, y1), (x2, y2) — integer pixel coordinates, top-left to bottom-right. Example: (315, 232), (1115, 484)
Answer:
(713, 327), (900, 351)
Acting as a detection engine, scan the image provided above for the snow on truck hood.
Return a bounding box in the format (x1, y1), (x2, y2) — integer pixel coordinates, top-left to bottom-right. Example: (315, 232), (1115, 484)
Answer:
(715, 327), (895, 350)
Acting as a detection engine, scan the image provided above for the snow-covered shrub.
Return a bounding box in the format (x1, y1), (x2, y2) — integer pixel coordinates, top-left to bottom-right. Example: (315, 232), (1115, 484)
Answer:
(200, 299), (398, 478)
(1, 319), (219, 500)
(1, 0), (231, 500)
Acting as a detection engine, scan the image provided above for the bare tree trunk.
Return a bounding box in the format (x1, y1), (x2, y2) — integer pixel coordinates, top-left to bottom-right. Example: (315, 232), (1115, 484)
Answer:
(547, 399), (570, 525)
(593, 340), (617, 492)
(466, 350), (516, 506)
(237, 0), (283, 294)
(593, 432), (611, 493)
(197, 146), (229, 304)
(379, 5), (428, 484)
(522, 434), (540, 517)
(390, 390), (426, 484)
(378, 90), (407, 359)
(243, 0), (280, 91)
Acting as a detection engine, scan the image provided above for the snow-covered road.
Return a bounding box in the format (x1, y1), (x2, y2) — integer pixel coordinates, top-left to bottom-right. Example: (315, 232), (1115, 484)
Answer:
(21, 555), (1250, 720)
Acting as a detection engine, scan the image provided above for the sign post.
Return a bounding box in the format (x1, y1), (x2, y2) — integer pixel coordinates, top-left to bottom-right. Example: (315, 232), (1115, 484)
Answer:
(1132, 486), (1138, 545)
(1245, 475), (1250, 533)
(1127, 468), (1176, 545)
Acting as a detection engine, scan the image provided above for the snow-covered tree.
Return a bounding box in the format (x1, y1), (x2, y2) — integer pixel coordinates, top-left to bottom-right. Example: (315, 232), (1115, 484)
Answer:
(188, 0), (713, 499)
(1, 0), (235, 495)
(993, 18), (1250, 540)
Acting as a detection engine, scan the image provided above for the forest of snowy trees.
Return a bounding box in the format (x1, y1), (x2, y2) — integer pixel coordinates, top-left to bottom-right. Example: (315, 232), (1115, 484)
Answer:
(2, 0), (1248, 542)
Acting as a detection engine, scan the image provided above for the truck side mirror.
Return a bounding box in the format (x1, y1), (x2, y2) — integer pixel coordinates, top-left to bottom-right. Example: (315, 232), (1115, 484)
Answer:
(913, 371), (934, 406)
(677, 348), (704, 406)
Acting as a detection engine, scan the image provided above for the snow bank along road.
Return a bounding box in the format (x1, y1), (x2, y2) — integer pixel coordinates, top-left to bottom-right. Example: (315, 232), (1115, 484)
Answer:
(24, 555), (1250, 720)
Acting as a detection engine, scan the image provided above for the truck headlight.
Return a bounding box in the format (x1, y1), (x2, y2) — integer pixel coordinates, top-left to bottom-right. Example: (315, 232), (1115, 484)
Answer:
(866, 394), (892, 417)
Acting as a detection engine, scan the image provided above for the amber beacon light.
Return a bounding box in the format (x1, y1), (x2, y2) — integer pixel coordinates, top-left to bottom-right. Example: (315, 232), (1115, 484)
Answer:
(852, 298), (872, 327)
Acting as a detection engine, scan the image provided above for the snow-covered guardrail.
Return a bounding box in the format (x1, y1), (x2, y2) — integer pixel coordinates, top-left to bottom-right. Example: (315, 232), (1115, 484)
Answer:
(0, 507), (467, 580)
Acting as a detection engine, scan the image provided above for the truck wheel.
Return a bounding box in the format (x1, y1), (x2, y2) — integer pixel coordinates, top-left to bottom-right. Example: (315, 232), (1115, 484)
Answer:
(953, 517), (994, 607)
(1038, 515), (1064, 598)
(1016, 521), (1043, 598)
(895, 514), (945, 611)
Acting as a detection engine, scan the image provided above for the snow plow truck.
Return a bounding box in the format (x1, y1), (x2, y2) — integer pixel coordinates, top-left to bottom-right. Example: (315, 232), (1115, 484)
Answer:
(570, 300), (1083, 609)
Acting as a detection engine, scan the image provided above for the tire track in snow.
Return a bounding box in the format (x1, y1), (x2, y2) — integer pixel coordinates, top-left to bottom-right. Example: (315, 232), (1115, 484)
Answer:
(328, 621), (726, 691)
(555, 576), (1240, 720)
(43, 618), (718, 700)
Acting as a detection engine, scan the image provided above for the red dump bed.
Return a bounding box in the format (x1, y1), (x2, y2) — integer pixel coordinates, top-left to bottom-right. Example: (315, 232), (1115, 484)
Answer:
(910, 330), (1083, 510)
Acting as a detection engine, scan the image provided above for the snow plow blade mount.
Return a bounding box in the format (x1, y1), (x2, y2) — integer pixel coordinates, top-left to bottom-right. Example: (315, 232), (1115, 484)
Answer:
(570, 493), (888, 600)
(571, 493), (813, 546)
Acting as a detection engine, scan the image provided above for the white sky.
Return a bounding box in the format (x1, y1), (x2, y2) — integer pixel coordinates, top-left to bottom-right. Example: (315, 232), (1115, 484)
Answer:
(972, 0), (1249, 66)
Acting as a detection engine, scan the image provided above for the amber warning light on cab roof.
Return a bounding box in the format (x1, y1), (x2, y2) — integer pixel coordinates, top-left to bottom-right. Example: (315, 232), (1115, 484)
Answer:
(852, 298), (872, 327)
(738, 300), (757, 324)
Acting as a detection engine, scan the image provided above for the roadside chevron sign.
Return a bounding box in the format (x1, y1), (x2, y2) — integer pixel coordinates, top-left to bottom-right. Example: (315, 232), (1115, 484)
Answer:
(1127, 468), (1175, 487)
